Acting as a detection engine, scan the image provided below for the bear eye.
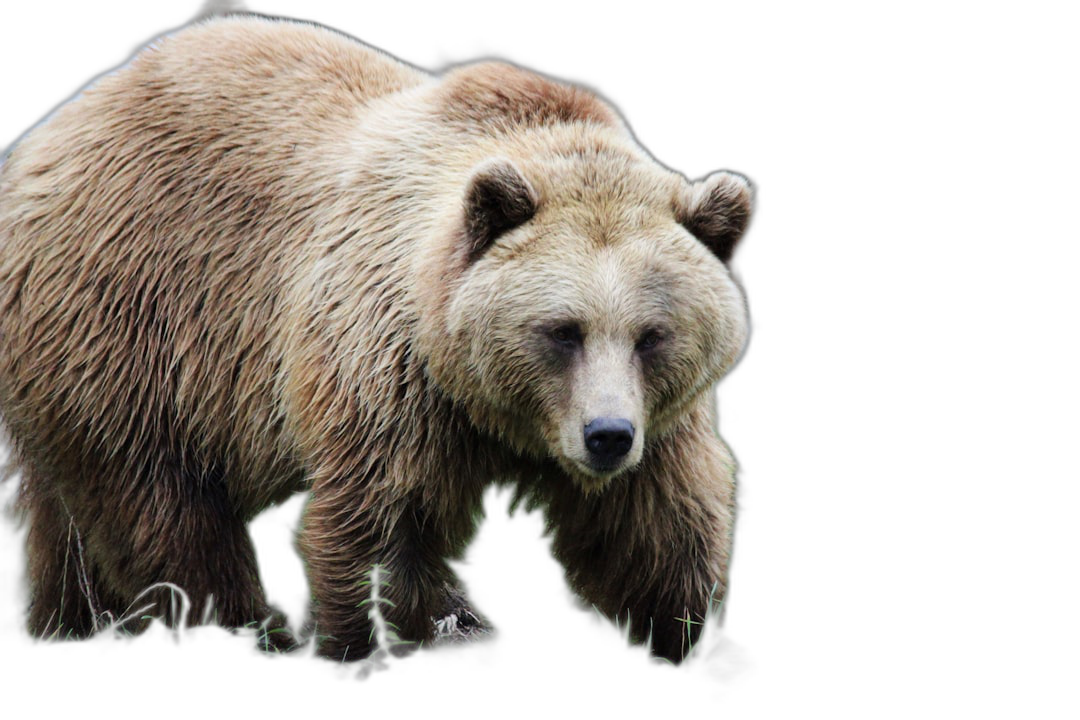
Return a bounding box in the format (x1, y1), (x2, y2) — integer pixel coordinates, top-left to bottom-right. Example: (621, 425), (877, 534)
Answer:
(548, 324), (583, 348)
(636, 329), (664, 352)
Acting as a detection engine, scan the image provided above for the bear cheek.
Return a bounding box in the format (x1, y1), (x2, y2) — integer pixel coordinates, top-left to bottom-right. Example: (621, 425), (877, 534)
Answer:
(703, 287), (749, 382)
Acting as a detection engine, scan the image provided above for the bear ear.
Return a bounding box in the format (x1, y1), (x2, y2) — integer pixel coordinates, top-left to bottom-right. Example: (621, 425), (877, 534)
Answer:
(462, 158), (539, 261)
(677, 170), (754, 263)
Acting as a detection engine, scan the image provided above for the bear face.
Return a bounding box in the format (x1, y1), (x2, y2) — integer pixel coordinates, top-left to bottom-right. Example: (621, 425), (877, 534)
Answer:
(421, 142), (751, 489)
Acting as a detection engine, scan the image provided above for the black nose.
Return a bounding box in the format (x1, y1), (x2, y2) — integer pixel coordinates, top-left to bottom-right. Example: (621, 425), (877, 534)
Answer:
(583, 418), (635, 467)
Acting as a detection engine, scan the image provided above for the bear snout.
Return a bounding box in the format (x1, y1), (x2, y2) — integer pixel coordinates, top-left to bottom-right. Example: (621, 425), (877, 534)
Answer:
(583, 417), (635, 469)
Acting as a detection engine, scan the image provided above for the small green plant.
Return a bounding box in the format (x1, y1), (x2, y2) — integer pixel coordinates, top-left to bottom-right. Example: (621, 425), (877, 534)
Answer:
(242, 617), (297, 654)
(660, 587), (721, 669)
(358, 561), (416, 669)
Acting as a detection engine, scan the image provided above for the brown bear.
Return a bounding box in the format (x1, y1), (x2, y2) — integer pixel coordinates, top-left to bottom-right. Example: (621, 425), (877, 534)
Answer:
(0, 14), (752, 663)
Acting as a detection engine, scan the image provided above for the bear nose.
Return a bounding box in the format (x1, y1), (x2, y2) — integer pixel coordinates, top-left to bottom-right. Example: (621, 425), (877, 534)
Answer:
(583, 417), (635, 467)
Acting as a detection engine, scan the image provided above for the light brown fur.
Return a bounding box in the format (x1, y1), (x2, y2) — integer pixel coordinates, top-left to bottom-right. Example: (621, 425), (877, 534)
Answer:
(0, 15), (752, 662)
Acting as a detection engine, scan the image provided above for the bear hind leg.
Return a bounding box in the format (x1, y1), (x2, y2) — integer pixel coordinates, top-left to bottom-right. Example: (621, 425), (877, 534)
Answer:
(22, 478), (123, 640)
(83, 458), (296, 651)
(26, 459), (274, 639)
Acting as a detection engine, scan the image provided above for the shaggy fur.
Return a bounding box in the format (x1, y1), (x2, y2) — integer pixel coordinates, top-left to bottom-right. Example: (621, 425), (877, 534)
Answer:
(0, 15), (753, 663)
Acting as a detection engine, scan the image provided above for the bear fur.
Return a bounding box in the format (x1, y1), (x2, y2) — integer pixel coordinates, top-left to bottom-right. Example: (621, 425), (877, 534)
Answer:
(0, 15), (752, 663)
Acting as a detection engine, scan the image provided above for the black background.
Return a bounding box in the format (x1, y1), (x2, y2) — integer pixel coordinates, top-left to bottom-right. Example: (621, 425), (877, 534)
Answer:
(0, 0), (963, 708)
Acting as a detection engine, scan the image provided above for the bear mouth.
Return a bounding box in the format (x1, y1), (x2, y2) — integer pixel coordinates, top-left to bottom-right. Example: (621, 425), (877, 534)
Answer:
(585, 457), (624, 474)
(562, 455), (634, 488)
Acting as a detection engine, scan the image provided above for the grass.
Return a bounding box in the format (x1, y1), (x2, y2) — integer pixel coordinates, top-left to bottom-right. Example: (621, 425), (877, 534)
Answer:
(36, 558), (304, 653)
(38, 569), (723, 667)
(351, 564), (406, 677)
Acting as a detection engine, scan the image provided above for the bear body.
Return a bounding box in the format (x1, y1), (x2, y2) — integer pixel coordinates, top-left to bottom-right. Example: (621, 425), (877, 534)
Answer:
(0, 15), (752, 663)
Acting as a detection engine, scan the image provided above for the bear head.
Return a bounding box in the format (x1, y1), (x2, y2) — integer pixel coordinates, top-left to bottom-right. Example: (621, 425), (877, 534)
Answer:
(416, 85), (752, 491)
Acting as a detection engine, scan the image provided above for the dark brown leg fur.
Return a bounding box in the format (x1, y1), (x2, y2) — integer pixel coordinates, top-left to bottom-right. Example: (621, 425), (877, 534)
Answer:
(299, 476), (482, 660)
(24, 478), (123, 639)
(23, 455), (292, 650)
(525, 402), (735, 664)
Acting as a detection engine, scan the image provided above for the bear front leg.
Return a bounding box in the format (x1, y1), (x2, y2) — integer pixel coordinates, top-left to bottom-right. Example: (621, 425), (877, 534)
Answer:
(544, 401), (736, 663)
(300, 469), (481, 661)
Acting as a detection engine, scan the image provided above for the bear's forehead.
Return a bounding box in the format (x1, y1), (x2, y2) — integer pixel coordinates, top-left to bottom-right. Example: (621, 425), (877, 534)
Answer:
(498, 240), (699, 329)
(582, 249), (684, 328)
(519, 141), (682, 228)
(496, 195), (699, 269)
(518, 185), (688, 263)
